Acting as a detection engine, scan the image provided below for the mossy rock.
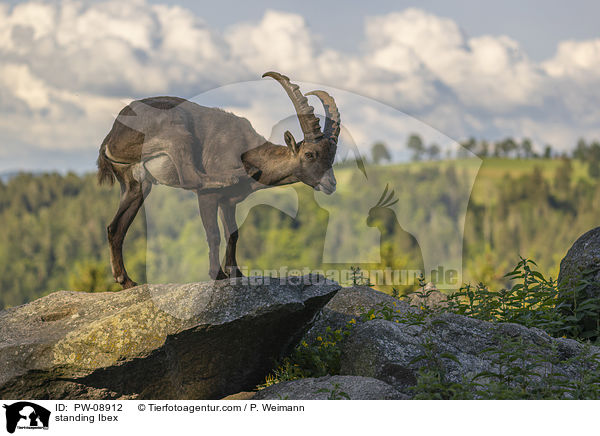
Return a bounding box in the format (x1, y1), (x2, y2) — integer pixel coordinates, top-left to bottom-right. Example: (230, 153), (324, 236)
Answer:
(558, 227), (600, 333)
(0, 276), (339, 399)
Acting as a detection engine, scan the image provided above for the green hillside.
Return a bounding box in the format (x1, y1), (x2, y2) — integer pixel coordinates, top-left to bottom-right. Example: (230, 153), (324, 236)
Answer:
(0, 157), (597, 309)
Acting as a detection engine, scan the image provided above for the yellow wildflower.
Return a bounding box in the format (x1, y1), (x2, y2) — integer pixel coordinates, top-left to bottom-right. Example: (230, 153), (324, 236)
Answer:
(349, 318), (356, 324)
(317, 336), (323, 342)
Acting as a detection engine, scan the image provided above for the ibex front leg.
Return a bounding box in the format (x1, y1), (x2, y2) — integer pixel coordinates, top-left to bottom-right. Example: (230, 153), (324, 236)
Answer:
(108, 179), (152, 289)
(197, 193), (227, 280)
(219, 201), (244, 278)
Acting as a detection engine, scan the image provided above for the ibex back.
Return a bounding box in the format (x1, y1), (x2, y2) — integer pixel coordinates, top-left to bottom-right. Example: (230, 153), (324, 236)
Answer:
(97, 72), (341, 288)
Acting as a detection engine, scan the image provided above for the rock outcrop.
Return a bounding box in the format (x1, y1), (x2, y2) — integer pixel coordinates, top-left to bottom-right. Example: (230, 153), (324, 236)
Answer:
(301, 286), (600, 398)
(304, 286), (414, 341)
(339, 312), (598, 396)
(0, 276), (339, 400)
(6, 278), (598, 401)
(253, 375), (407, 400)
(558, 227), (600, 333)
(558, 226), (600, 292)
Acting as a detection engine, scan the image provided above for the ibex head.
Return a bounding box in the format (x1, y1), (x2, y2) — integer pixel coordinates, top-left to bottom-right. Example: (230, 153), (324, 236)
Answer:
(263, 72), (340, 194)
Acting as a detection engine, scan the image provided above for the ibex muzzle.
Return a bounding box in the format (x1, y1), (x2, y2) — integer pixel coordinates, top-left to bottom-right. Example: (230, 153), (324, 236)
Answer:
(316, 168), (337, 194)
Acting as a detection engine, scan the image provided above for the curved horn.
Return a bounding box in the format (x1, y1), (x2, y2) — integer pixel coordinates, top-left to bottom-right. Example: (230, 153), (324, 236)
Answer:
(262, 72), (322, 142)
(305, 90), (341, 149)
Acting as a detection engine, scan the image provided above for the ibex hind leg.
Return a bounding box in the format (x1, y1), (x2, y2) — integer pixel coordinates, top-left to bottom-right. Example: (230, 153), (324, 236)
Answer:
(108, 177), (152, 289)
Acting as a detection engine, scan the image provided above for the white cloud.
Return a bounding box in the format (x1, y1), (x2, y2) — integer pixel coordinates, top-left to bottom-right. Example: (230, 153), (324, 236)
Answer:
(364, 9), (546, 112)
(366, 8), (466, 73)
(0, 0), (237, 97)
(0, 63), (49, 109)
(544, 39), (600, 77)
(0, 61), (125, 152)
(541, 39), (600, 126)
(227, 10), (316, 73)
(0, 1), (599, 171)
(4, 1), (56, 41)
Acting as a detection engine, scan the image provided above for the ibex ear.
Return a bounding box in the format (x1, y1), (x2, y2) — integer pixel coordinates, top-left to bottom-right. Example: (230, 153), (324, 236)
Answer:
(284, 130), (299, 155)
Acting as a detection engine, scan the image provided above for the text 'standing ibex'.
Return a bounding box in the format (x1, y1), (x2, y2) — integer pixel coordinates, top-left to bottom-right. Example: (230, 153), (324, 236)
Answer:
(97, 72), (341, 288)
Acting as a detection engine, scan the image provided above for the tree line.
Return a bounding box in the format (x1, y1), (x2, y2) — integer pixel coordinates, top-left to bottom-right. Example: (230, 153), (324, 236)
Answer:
(367, 135), (600, 180)
(0, 147), (598, 309)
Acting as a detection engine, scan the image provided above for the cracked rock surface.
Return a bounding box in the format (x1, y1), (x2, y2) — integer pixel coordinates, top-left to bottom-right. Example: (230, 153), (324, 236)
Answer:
(0, 276), (339, 400)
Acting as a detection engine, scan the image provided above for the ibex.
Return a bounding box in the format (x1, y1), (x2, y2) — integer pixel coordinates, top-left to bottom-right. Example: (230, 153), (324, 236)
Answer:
(97, 72), (341, 288)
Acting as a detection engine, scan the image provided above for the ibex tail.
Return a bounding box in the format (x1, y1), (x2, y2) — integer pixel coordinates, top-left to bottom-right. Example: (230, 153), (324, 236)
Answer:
(97, 139), (115, 186)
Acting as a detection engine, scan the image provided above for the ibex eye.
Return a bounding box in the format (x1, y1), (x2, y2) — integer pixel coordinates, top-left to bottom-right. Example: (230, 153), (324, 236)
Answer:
(304, 152), (314, 160)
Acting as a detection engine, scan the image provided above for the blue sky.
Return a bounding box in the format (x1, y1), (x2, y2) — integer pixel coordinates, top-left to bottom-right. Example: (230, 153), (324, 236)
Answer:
(0, 0), (599, 172)
(150, 0), (600, 61)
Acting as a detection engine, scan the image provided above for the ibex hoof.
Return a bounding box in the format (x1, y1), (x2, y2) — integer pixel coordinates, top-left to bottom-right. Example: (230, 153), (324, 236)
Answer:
(226, 267), (244, 278)
(211, 269), (228, 280)
(118, 276), (138, 289)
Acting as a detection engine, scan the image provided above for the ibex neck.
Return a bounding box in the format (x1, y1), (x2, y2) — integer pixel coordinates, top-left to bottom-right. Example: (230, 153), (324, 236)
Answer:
(242, 142), (299, 187)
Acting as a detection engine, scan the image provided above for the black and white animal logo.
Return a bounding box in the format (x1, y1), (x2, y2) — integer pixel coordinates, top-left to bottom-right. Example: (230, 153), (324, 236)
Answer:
(3, 402), (50, 434)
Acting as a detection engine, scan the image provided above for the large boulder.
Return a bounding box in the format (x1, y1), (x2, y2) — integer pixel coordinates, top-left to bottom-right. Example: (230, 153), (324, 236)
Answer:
(0, 276), (339, 400)
(558, 227), (600, 290)
(340, 312), (599, 397)
(559, 227), (600, 290)
(253, 375), (407, 400)
(304, 286), (413, 341)
(558, 227), (600, 333)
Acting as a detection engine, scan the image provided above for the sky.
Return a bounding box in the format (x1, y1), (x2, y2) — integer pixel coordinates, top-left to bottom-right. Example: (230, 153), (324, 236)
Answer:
(150, 0), (600, 62)
(0, 0), (599, 172)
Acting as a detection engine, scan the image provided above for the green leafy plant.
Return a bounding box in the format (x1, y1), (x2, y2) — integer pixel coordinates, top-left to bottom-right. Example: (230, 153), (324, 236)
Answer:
(316, 383), (351, 400)
(359, 301), (403, 322)
(289, 326), (353, 377)
(407, 258), (600, 399)
(259, 360), (306, 389)
(258, 321), (355, 389)
(350, 266), (372, 286)
(408, 332), (474, 399)
(471, 335), (600, 399)
(260, 257), (600, 399)
(557, 265), (600, 340)
(445, 257), (600, 341)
